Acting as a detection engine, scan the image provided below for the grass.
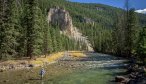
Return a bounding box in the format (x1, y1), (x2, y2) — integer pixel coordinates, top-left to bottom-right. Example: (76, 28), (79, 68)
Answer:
(0, 51), (86, 71)
(0, 63), (74, 84)
(0, 52), (64, 68)
(0, 61), (124, 84)
(30, 52), (64, 65)
(1, 51), (85, 66)
(68, 51), (86, 58)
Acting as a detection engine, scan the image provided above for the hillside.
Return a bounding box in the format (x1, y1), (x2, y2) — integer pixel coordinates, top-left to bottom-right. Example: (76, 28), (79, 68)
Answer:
(47, 7), (93, 51)
(0, 0), (146, 60)
(39, 0), (146, 54)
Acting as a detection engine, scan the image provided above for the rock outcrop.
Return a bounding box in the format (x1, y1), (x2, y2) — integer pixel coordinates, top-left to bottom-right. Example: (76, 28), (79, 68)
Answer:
(82, 17), (94, 24)
(48, 7), (93, 51)
(115, 63), (146, 84)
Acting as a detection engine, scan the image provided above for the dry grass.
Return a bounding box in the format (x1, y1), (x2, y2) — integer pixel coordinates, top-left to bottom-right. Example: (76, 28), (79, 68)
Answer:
(0, 52), (64, 67)
(47, 52), (64, 62)
(69, 51), (86, 58)
(30, 51), (86, 65)
(30, 52), (64, 65)
(0, 51), (86, 68)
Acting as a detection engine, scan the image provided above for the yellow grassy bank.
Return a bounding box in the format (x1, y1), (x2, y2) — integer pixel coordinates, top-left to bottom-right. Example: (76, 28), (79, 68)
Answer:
(30, 52), (64, 65)
(30, 51), (86, 65)
(0, 51), (87, 71)
(68, 51), (86, 58)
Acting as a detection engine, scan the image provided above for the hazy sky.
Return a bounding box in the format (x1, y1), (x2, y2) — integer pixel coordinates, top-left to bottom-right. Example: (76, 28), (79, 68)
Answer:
(69, 0), (146, 10)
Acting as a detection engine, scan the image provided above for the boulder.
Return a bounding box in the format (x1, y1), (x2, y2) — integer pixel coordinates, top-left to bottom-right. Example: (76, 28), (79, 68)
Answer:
(9, 64), (14, 69)
(127, 79), (136, 84)
(0, 69), (4, 72)
(115, 76), (125, 82)
(28, 64), (34, 67)
(129, 73), (137, 79)
(3, 80), (9, 83)
(127, 64), (139, 73)
(115, 76), (130, 83)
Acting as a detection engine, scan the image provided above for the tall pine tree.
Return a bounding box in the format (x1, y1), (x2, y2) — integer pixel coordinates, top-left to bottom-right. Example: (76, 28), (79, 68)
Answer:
(23, 0), (43, 59)
(0, 0), (18, 60)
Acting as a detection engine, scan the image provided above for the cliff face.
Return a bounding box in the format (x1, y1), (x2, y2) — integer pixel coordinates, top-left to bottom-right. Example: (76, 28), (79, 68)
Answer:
(48, 7), (93, 51)
(48, 7), (73, 35)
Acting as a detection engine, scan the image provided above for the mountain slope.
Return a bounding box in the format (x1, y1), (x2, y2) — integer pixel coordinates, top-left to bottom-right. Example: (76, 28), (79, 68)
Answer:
(1, 0), (146, 59)
(40, 0), (146, 52)
(47, 7), (93, 51)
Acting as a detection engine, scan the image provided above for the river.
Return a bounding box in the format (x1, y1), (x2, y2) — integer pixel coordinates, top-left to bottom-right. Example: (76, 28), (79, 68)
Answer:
(0, 52), (128, 84)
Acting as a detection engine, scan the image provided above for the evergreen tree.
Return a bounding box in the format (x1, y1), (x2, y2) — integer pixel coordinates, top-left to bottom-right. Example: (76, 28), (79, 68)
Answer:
(43, 20), (50, 57)
(124, 8), (138, 57)
(112, 13), (125, 56)
(32, 1), (44, 56)
(23, 0), (43, 59)
(0, 0), (18, 60)
(136, 27), (146, 64)
(50, 28), (57, 52)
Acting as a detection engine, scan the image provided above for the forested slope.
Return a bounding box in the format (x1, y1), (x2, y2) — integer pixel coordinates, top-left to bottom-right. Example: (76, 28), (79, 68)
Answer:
(40, 0), (146, 56)
(0, 0), (146, 60)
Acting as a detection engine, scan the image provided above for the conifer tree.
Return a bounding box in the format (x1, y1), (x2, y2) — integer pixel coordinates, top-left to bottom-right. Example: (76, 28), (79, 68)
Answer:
(124, 8), (138, 57)
(32, 1), (44, 56)
(112, 13), (125, 56)
(23, 0), (43, 58)
(0, 0), (18, 60)
(136, 27), (146, 64)
(43, 20), (50, 57)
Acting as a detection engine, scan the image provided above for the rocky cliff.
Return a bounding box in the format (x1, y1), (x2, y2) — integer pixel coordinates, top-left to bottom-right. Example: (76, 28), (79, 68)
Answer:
(47, 7), (93, 51)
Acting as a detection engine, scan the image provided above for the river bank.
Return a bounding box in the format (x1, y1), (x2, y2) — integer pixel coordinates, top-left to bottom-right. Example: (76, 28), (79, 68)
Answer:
(0, 51), (88, 72)
(0, 51), (130, 84)
(0, 52), (66, 72)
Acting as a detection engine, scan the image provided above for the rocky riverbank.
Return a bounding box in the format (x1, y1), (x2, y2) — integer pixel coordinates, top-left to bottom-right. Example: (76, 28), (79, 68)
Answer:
(0, 51), (128, 72)
(59, 52), (128, 68)
(115, 63), (146, 84)
(0, 52), (64, 72)
(0, 60), (56, 72)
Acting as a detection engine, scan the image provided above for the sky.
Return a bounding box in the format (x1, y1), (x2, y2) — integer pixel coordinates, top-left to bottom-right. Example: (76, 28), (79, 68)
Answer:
(69, 0), (146, 14)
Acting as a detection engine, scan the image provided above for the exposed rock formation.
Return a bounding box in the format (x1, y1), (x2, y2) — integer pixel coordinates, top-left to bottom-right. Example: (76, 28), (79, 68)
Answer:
(115, 63), (146, 84)
(48, 7), (73, 34)
(96, 7), (103, 10)
(82, 17), (94, 24)
(48, 7), (93, 51)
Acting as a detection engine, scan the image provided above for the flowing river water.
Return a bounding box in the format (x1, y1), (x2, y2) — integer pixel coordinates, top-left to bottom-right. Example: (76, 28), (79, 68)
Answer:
(0, 52), (128, 84)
